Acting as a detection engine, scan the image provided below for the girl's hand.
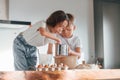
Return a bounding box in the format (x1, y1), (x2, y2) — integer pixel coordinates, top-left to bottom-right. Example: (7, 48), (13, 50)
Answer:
(56, 38), (61, 44)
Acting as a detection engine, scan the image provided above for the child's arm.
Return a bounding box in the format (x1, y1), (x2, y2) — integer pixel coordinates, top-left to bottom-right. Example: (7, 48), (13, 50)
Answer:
(47, 43), (53, 54)
(38, 27), (61, 44)
(68, 47), (81, 59)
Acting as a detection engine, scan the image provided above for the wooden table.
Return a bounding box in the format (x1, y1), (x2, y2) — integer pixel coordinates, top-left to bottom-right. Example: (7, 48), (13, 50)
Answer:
(0, 69), (120, 80)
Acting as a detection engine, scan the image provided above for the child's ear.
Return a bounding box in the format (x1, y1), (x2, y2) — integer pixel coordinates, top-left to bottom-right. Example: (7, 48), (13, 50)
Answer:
(73, 25), (76, 30)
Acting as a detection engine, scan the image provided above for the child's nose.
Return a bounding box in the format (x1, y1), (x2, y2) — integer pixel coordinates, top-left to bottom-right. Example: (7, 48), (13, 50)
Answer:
(58, 28), (63, 33)
(64, 30), (68, 33)
(60, 28), (62, 32)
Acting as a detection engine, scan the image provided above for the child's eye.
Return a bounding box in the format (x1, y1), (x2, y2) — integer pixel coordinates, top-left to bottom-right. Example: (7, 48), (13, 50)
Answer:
(58, 25), (64, 28)
(67, 29), (71, 31)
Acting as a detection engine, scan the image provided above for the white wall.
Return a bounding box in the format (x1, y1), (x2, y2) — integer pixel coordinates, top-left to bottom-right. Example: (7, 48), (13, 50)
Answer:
(9, 0), (95, 64)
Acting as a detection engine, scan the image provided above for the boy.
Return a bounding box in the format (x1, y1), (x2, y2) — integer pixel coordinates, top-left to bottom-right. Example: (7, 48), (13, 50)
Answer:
(57, 13), (81, 61)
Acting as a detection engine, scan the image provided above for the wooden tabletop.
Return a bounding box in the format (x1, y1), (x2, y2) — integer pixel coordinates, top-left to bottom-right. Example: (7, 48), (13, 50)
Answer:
(0, 69), (120, 80)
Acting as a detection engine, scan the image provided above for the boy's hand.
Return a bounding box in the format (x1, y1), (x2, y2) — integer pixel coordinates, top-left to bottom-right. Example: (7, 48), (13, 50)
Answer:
(68, 47), (73, 56)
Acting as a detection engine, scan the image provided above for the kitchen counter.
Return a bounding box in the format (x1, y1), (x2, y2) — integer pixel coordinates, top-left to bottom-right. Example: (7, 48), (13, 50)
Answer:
(0, 69), (120, 80)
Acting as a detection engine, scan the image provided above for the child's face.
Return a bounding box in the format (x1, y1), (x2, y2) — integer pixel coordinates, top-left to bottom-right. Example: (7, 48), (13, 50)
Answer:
(61, 23), (75, 38)
(53, 20), (68, 34)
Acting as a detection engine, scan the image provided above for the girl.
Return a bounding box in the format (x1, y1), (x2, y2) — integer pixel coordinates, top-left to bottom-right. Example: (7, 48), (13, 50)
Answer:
(13, 10), (69, 70)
